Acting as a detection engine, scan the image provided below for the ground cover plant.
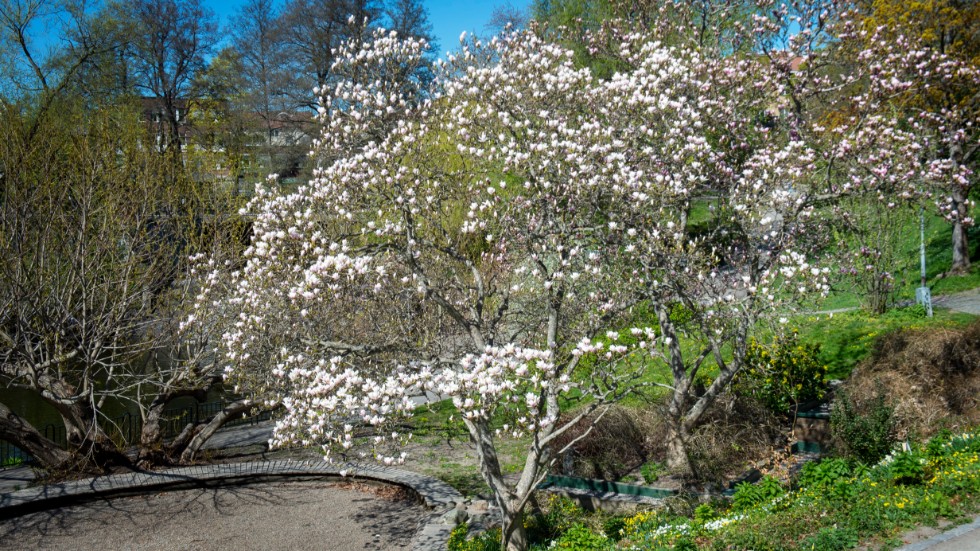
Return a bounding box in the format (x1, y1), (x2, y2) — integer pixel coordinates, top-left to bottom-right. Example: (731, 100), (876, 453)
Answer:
(622, 429), (980, 551)
(448, 429), (980, 550)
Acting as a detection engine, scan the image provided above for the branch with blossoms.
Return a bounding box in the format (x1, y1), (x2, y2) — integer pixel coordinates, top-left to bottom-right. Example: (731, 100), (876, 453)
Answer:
(189, 13), (954, 549)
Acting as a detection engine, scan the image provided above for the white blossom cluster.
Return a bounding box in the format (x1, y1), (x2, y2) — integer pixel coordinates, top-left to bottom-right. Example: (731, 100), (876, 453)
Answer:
(187, 20), (946, 471)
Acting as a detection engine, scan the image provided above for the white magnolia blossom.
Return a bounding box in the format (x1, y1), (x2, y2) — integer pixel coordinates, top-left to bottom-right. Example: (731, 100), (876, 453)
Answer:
(188, 14), (950, 549)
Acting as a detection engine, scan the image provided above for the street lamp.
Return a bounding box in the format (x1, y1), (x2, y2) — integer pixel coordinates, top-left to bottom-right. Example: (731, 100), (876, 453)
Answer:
(915, 206), (933, 317)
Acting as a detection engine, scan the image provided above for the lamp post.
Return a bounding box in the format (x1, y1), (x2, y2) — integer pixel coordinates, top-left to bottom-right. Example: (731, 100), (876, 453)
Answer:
(915, 206), (933, 317)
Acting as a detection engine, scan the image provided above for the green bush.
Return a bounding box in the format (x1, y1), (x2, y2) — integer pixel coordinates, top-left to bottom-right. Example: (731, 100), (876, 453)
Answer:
(797, 457), (853, 490)
(447, 524), (500, 551)
(831, 386), (896, 464)
(733, 331), (828, 414)
(794, 457), (868, 500)
(890, 451), (926, 485)
(549, 523), (610, 550)
(693, 503), (717, 524)
(732, 475), (785, 511)
(640, 461), (664, 484)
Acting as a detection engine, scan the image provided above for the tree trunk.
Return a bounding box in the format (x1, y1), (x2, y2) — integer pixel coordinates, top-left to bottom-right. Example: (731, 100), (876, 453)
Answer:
(948, 139), (971, 273)
(178, 399), (260, 463)
(0, 401), (72, 470)
(137, 388), (209, 467)
(500, 504), (530, 551)
(464, 417), (536, 551)
(36, 380), (129, 471)
(138, 398), (167, 463)
(952, 216), (970, 273)
(665, 419), (693, 477)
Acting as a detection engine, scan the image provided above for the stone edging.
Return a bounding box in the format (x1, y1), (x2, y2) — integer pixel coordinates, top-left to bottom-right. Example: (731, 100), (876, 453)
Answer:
(0, 460), (463, 551)
(894, 515), (980, 551)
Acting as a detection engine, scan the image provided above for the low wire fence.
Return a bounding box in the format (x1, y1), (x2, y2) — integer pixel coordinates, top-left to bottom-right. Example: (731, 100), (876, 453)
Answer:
(0, 400), (272, 468)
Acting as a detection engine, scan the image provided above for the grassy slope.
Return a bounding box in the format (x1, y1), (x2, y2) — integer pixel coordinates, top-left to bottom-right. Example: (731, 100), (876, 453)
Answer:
(820, 212), (980, 310)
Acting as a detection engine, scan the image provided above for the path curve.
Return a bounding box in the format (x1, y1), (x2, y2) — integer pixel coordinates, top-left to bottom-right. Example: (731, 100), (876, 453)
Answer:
(0, 460), (463, 551)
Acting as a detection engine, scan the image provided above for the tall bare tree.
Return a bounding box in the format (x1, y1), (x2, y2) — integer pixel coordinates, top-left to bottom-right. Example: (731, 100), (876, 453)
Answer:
(384, 0), (435, 46)
(125, 0), (218, 159)
(279, 0), (381, 111)
(229, 0), (309, 178)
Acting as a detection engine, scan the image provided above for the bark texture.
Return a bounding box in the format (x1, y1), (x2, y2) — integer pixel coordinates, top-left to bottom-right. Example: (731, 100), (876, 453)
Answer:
(0, 401), (72, 470)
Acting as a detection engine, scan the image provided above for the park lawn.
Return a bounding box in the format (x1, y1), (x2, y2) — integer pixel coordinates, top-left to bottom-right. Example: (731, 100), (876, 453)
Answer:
(818, 210), (980, 311)
(794, 307), (977, 379)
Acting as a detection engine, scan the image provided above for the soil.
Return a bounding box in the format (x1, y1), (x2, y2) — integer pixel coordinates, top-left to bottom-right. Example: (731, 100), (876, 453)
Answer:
(845, 319), (980, 439)
(0, 479), (424, 551)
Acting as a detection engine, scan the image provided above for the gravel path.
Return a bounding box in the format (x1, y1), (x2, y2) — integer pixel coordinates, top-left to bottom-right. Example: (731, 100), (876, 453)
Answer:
(934, 287), (980, 315)
(0, 480), (424, 550)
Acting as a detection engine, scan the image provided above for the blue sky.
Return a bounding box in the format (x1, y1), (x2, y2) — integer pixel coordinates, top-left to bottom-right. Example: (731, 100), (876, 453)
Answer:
(16, 1), (531, 66)
(424, 0), (531, 55)
(207, 0), (532, 58)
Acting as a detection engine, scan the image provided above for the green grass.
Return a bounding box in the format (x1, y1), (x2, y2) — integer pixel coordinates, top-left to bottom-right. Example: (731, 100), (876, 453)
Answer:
(932, 263), (980, 295)
(436, 466), (491, 496)
(818, 210), (980, 311)
(794, 306), (976, 379)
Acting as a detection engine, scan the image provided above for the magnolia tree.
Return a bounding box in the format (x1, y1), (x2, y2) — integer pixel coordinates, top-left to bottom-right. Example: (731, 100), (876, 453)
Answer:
(747, 2), (975, 308)
(193, 22), (923, 550)
(855, 30), (979, 273)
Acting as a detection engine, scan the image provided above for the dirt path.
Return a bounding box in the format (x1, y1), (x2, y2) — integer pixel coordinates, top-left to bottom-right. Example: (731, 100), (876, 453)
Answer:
(0, 480), (423, 551)
(934, 287), (980, 315)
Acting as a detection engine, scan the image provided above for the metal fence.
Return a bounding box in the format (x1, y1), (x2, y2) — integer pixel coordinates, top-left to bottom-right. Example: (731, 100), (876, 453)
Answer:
(0, 400), (272, 468)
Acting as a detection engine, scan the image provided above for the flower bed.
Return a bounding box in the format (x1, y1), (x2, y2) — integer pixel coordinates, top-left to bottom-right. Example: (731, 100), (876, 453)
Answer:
(449, 429), (980, 550)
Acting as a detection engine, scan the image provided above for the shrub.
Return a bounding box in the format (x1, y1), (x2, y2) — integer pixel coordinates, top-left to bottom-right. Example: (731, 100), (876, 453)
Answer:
(733, 331), (828, 415)
(640, 461), (664, 484)
(797, 458), (852, 489)
(796, 458), (871, 501)
(831, 386), (896, 464)
(693, 503), (717, 523)
(447, 524), (500, 551)
(549, 523), (610, 550)
(732, 475), (785, 511)
(889, 450), (926, 485)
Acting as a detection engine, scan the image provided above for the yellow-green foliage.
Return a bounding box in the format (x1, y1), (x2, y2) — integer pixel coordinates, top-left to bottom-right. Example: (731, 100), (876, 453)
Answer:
(732, 331), (828, 414)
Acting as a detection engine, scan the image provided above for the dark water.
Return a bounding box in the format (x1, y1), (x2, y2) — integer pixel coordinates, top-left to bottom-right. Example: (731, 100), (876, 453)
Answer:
(0, 385), (226, 452)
